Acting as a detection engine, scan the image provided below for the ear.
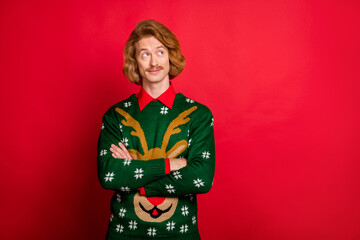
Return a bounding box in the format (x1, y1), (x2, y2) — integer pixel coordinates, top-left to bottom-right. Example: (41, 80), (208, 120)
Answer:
(166, 140), (188, 158)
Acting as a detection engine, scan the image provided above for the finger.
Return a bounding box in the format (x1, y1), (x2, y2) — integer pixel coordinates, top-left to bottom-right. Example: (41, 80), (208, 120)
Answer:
(118, 142), (132, 159)
(110, 145), (123, 159)
(118, 142), (127, 150)
(110, 144), (127, 158)
(109, 145), (119, 154)
(110, 144), (122, 153)
(125, 150), (132, 159)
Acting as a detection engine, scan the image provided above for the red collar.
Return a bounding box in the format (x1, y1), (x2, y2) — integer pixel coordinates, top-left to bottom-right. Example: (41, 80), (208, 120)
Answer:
(137, 84), (176, 111)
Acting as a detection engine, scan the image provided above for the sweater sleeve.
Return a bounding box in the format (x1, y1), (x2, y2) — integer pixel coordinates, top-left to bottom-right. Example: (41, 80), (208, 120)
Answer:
(142, 107), (215, 197)
(97, 107), (168, 191)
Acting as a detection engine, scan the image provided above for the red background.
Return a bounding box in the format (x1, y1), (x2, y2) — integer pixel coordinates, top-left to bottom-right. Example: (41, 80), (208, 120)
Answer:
(1, 0), (360, 239)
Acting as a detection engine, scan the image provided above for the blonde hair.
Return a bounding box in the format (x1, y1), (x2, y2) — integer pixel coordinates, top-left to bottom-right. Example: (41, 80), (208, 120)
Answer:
(123, 19), (186, 84)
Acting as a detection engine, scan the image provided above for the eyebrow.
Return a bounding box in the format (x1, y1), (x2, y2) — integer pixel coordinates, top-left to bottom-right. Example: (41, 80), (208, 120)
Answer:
(138, 46), (165, 53)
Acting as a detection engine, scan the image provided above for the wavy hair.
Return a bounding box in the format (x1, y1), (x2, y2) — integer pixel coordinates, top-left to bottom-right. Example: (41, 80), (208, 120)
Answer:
(123, 19), (186, 84)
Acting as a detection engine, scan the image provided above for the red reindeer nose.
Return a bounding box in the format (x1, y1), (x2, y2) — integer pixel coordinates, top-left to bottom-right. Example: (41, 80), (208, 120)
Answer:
(147, 196), (166, 206)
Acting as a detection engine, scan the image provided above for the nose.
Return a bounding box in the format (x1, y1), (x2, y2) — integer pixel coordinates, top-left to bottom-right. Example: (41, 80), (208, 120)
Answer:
(147, 196), (166, 206)
(150, 54), (158, 67)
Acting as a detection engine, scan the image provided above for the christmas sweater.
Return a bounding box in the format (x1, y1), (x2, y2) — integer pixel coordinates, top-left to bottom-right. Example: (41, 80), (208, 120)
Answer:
(97, 89), (215, 240)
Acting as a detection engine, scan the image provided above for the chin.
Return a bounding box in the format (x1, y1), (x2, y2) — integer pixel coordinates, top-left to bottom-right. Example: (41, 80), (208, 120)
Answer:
(146, 76), (168, 83)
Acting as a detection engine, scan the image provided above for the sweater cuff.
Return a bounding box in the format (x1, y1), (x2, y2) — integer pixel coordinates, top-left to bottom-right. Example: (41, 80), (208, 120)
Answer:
(147, 158), (167, 179)
(139, 187), (146, 196)
(165, 158), (170, 174)
(143, 185), (159, 197)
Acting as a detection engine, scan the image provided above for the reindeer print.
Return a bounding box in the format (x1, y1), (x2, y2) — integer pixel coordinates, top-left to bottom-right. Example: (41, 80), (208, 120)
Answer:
(114, 106), (198, 222)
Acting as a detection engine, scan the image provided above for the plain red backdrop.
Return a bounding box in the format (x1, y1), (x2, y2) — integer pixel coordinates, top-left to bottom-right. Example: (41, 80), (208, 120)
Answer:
(1, 0), (360, 239)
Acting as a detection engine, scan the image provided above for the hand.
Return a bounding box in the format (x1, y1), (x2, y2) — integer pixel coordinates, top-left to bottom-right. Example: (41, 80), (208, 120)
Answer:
(169, 158), (187, 172)
(110, 142), (133, 159)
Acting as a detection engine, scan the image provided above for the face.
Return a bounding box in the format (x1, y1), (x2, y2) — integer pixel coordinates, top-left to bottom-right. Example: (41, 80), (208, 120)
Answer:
(135, 36), (170, 86)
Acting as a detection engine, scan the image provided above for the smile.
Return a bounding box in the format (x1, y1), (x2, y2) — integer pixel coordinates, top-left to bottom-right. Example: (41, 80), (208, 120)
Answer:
(147, 68), (163, 73)
(139, 202), (173, 218)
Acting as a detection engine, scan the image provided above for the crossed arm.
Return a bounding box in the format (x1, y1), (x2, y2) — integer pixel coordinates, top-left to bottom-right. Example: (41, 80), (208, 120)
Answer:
(110, 142), (187, 172)
(97, 106), (215, 197)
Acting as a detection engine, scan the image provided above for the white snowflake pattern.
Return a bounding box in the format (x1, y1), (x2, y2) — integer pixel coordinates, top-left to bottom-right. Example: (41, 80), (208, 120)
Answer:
(104, 172), (115, 182)
(192, 216), (197, 225)
(123, 159), (131, 166)
(116, 193), (121, 203)
(160, 106), (169, 115)
(173, 171), (182, 180)
(116, 224), (124, 233)
(188, 139), (192, 147)
(122, 137), (129, 147)
(180, 224), (188, 233)
(187, 130), (190, 137)
(166, 221), (176, 231)
(110, 214), (114, 222)
(147, 228), (157, 237)
(120, 186), (130, 192)
(181, 205), (189, 216)
(100, 150), (107, 156)
(134, 168), (144, 179)
(119, 124), (123, 132)
(101, 123), (105, 130)
(124, 102), (132, 108)
(193, 178), (204, 188)
(186, 98), (194, 103)
(211, 117), (214, 127)
(202, 151), (210, 159)
(165, 184), (175, 193)
(119, 208), (126, 218)
(128, 220), (137, 230)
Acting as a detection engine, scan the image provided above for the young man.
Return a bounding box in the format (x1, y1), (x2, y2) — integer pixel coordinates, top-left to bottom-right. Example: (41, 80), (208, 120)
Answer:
(97, 19), (215, 240)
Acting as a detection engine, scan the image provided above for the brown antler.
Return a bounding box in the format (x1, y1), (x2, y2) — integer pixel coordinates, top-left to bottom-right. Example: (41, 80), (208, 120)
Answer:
(115, 106), (198, 160)
(161, 106), (198, 153)
(115, 108), (149, 154)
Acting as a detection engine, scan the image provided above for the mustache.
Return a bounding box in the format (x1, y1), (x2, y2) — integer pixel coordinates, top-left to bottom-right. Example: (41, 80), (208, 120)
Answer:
(146, 66), (164, 71)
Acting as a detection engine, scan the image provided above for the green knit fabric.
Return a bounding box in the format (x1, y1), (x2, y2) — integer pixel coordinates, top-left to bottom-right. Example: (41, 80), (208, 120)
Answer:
(97, 93), (215, 240)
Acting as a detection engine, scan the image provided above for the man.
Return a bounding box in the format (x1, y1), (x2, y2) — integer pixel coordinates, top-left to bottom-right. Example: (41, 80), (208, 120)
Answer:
(97, 19), (215, 240)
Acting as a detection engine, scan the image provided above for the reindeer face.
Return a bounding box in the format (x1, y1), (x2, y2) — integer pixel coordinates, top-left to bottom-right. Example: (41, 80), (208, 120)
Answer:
(115, 106), (197, 222)
(133, 193), (178, 222)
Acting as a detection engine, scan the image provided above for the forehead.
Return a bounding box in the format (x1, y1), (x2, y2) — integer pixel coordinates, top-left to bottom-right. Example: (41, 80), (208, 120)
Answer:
(136, 36), (167, 52)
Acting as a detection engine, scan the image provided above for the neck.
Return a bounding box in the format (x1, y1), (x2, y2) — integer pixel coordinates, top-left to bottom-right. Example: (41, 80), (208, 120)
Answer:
(141, 80), (170, 99)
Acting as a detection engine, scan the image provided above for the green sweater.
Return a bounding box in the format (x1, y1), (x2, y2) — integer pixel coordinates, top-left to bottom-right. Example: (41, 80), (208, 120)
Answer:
(97, 92), (215, 239)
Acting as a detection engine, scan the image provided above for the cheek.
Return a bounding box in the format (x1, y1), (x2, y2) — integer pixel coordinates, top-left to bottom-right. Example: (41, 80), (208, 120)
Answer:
(136, 58), (145, 71)
(138, 63), (146, 73)
(163, 58), (170, 69)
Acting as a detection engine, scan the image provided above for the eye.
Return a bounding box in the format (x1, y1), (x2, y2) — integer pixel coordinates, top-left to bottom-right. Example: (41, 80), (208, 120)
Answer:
(158, 51), (164, 56)
(142, 53), (149, 58)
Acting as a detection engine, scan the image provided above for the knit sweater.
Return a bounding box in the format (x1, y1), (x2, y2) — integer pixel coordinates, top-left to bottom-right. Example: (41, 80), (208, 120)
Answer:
(97, 91), (215, 240)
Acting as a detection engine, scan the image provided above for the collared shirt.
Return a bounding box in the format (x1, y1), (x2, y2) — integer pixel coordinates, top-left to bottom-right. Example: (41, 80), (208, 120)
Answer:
(137, 83), (176, 111)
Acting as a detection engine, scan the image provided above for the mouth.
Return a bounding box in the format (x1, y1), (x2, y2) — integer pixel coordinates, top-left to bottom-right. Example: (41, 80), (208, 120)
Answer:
(139, 202), (173, 219)
(147, 67), (163, 74)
